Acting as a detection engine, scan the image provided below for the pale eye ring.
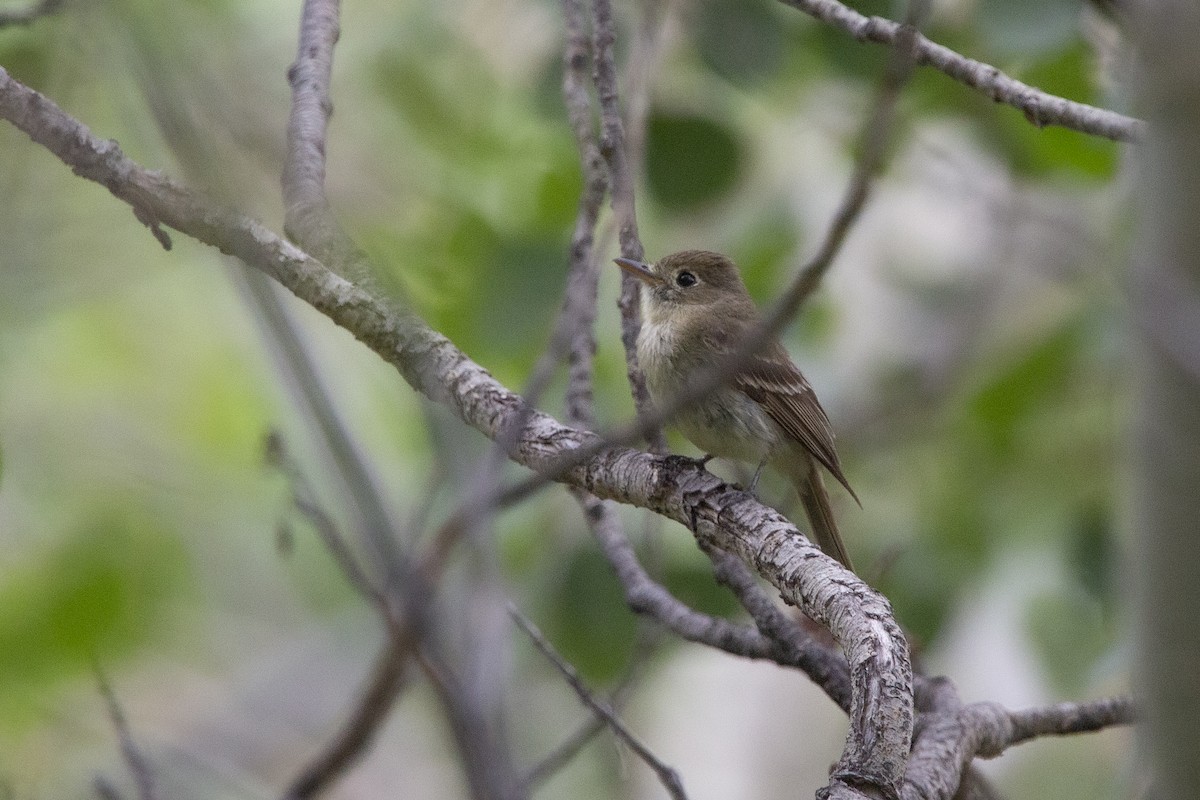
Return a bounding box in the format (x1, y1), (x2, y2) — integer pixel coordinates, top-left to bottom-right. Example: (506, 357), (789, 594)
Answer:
(675, 271), (697, 288)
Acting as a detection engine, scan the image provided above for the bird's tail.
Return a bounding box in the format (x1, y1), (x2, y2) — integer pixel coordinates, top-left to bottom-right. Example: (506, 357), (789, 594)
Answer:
(793, 456), (855, 572)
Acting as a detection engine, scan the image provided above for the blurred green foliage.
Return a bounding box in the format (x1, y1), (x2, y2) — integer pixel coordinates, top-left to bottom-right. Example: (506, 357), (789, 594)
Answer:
(0, 512), (190, 730)
(0, 0), (1133, 795)
(646, 112), (744, 212)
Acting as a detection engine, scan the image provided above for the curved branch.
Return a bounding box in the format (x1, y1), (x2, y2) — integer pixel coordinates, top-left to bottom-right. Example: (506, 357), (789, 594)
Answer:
(777, 0), (1144, 142)
(902, 682), (1135, 800)
(0, 66), (912, 799)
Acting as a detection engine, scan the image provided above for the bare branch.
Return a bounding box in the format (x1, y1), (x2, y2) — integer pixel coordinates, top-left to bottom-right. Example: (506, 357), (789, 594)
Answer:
(986, 695), (1136, 753)
(417, 647), (524, 800)
(777, 0), (1144, 142)
(96, 671), (157, 800)
(561, 0), (609, 433)
(266, 429), (424, 800)
(0, 67), (911, 798)
(901, 681), (1134, 800)
(581, 490), (770, 656)
(521, 643), (649, 791)
(282, 641), (412, 800)
(590, 0), (666, 454)
(277, 0), (403, 580)
(509, 604), (689, 800)
(282, 0), (368, 276)
(267, 430), (380, 597)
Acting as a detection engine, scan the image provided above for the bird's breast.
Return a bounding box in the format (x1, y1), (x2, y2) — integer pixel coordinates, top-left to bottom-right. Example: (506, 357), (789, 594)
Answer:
(636, 317), (779, 463)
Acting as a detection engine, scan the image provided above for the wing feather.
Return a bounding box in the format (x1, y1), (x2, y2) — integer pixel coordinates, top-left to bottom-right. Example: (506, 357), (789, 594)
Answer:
(734, 343), (858, 502)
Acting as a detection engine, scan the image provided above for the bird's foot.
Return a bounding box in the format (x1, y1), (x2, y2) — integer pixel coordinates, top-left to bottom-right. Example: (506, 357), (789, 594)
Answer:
(666, 453), (715, 472)
(742, 459), (768, 497)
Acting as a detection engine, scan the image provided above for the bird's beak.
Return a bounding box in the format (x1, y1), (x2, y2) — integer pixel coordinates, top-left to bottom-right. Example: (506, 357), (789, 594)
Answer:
(614, 257), (664, 285)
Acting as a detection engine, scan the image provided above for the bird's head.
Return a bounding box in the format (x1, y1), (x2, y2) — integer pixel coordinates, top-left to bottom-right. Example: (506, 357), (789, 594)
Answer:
(614, 250), (751, 323)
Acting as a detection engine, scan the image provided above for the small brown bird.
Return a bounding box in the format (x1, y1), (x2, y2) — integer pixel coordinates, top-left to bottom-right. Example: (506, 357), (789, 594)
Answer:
(616, 250), (858, 570)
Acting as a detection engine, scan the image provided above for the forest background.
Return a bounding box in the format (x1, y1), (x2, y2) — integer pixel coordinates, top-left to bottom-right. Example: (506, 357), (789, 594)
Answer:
(0, 0), (1188, 798)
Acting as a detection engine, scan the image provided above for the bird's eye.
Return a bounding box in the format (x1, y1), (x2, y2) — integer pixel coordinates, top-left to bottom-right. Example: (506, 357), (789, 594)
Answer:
(675, 271), (697, 288)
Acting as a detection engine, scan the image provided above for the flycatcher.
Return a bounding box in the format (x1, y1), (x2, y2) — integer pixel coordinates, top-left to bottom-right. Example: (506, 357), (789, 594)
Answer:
(615, 250), (858, 570)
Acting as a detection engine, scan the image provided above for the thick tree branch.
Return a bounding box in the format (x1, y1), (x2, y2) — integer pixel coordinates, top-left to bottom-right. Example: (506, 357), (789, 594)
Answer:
(0, 68), (912, 798)
(777, 0), (1144, 142)
(705, 545), (853, 712)
(901, 679), (1134, 800)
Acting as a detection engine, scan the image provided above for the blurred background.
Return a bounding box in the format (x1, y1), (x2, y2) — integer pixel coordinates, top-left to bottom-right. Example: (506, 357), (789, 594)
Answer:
(0, 0), (1134, 797)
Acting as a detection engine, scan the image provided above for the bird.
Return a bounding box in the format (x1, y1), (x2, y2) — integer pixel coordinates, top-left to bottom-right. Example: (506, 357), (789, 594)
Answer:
(615, 249), (858, 570)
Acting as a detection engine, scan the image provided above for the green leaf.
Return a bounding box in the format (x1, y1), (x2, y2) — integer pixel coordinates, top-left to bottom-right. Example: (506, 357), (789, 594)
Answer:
(966, 322), (1080, 457)
(1025, 588), (1112, 692)
(546, 548), (639, 683)
(692, 0), (786, 86)
(661, 559), (741, 619)
(977, 0), (1084, 58)
(645, 112), (744, 212)
(1068, 503), (1117, 609)
(985, 43), (1119, 179)
(0, 514), (191, 731)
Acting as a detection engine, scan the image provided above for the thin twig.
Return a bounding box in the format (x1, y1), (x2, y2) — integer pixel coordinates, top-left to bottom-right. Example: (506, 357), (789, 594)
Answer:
(266, 431), (380, 601)
(622, 0), (671, 185)
(266, 432), (422, 800)
(579, 489), (779, 657)
(279, 0), (401, 579)
(992, 695), (1136, 752)
(772, 6), (927, 330)
(561, 0), (609, 433)
(274, 5), (443, 795)
(590, 0), (667, 454)
(777, 0), (1143, 142)
(95, 670), (157, 800)
(416, 646), (524, 800)
(521, 629), (652, 791)
(282, 641), (412, 800)
(282, 0), (370, 279)
(509, 604), (689, 800)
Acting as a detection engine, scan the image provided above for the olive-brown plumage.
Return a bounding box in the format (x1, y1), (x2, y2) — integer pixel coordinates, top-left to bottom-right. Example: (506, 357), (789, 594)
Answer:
(615, 250), (857, 569)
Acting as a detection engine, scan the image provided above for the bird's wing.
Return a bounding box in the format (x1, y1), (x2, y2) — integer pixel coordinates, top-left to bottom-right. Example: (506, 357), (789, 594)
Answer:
(734, 344), (858, 502)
